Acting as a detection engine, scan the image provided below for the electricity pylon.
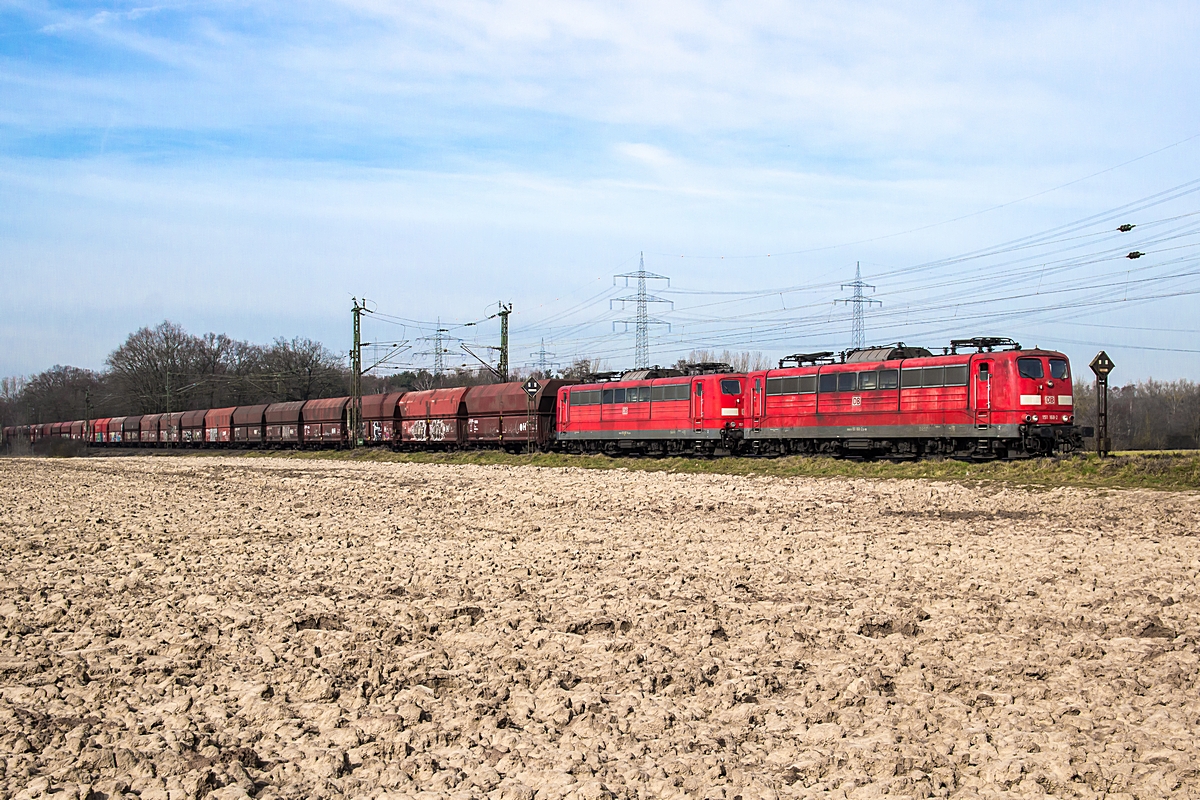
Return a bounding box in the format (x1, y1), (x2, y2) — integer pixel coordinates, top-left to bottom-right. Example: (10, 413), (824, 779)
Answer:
(838, 262), (881, 349)
(612, 252), (672, 368)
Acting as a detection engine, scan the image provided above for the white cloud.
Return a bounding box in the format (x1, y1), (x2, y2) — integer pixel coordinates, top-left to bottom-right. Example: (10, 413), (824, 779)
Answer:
(613, 142), (678, 170)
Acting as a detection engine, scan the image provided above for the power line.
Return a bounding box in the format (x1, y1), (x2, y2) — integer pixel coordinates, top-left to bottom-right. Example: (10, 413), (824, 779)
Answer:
(362, 181), (1200, 372)
(649, 133), (1200, 261)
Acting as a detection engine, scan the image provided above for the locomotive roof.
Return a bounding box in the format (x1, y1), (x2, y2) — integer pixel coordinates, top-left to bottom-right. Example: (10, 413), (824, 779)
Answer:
(843, 345), (933, 363)
(621, 367), (685, 381)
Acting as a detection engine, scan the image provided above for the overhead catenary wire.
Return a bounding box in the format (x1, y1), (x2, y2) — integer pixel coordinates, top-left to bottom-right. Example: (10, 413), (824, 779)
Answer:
(372, 173), (1200, 374)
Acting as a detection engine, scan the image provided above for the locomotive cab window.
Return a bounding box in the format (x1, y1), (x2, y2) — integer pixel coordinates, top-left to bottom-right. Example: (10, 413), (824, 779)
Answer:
(602, 389), (614, 404)
(837, 373), (856, 392)
(1017, 358), (1044, 379)
(1049, 359), (1069, 380)
(818, 373), (838, 393)
(858, 371), (877, 390)
(720, 379), (742, 395)
(694, 383), (702, 396)
(613, 388), (626, 403)
(878, 370), (898, 390)
(977, 363), (989, 381)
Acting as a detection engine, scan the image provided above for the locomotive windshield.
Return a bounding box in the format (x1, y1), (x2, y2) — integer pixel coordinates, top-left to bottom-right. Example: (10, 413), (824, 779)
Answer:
(1017, 358), (1045, 379)
(720, 379), (742, 395)
(1049, 359), (1069, 380)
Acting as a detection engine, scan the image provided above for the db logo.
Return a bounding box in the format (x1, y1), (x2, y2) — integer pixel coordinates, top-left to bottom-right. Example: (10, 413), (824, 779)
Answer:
(851, 396), (862, 407)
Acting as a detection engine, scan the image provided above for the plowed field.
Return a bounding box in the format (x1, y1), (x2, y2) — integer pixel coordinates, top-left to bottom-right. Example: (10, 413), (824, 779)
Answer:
(1, 456), (1198, 799)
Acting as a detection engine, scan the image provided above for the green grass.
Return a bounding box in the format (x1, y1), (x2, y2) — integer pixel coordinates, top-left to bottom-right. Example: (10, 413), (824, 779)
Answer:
(219, 447), (1200, 491)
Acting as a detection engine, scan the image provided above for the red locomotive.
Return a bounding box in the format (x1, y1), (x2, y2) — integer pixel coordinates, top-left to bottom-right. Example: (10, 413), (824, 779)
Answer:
(3, 337), (1088, 459)
(741, 338), (1080, 459)
(555, 366), (746, 455)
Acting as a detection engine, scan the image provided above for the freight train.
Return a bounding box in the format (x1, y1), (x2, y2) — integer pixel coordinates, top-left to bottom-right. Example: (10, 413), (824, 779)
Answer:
(2, 338), (1089, 460)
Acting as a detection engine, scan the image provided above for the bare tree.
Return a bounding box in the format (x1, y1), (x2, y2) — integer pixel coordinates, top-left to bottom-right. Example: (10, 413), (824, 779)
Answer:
(106, 321), (197, 413)
(223, 340), (268, 406)
(262, 337), (348, 401)
(562, 357), (605, 380)
(9, 366), (103, 424)
(1, 376), (27, 402)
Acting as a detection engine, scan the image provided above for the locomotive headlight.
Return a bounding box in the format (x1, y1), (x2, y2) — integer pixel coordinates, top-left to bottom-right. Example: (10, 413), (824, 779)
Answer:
(1032, 415), (1039, 422)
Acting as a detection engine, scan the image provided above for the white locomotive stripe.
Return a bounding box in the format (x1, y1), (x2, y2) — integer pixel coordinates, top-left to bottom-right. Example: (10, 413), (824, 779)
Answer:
(1019, 394), (1042, 405)
(1058, 395), (1073, 406)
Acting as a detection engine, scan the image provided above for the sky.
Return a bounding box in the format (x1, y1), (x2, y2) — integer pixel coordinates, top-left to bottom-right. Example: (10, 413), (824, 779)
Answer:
(2, 1), (1199, 382)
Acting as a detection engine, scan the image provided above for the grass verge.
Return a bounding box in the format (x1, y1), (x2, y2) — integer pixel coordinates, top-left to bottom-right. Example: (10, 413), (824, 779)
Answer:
(224, 448), (1200, 491)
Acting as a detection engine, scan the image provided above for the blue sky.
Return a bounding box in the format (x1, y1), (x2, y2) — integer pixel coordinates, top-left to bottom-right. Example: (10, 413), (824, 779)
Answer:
(2, 1), (1199, 380)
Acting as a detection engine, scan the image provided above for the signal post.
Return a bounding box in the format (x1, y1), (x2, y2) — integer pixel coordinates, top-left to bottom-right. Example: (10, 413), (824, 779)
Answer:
(1089, 351), (1114, 457)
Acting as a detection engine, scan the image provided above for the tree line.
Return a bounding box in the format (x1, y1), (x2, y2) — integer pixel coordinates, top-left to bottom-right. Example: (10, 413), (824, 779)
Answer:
(0, 322), (350, 426)
(1072, 378), (1200, 451)
(0, 320), (565, 427)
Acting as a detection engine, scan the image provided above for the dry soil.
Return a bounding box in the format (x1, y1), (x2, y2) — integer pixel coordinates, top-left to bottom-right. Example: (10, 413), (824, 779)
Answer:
(0, 456), (1198, 800)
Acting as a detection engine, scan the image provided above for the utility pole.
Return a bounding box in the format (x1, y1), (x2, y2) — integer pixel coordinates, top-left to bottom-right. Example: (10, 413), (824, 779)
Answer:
(164, 370), (172, 446)
(612, 252), (672, 369)
(350, 298), (373, 447)
(459, 302), (514, 382)
(498, 302), (512, 382)
(838, 262), (881, 350)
